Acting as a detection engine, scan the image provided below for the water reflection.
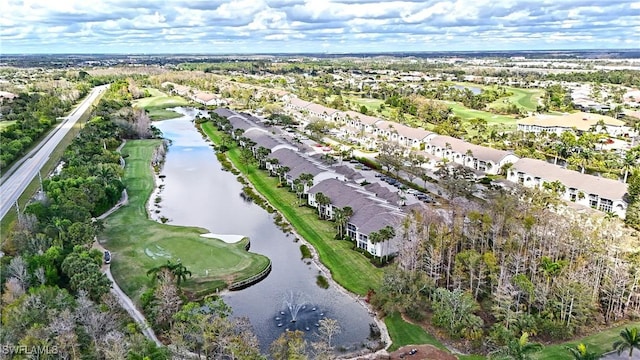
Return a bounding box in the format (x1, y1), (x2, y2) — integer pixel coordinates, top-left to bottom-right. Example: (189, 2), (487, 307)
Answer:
(152, 108), (376, 352)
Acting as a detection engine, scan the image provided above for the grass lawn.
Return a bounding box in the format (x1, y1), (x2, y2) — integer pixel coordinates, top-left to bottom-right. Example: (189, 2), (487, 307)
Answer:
(343, 94), (516, 132)
(132, 88), (190, 120)
(0, 120), (16, 130)
(489, 86), (542, 113)
(201, 122), (384, 296)
(101, 139), (270, 302)
(385, 312), (447, 352)
(532, 322), (640, 359)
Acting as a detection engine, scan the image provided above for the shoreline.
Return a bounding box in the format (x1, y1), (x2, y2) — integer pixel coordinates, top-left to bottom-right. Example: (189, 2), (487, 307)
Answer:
(197, 123), (392, 358)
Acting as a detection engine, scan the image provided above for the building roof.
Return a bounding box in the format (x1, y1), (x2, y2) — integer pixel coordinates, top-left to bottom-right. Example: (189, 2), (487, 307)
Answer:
(429, 135), (515, 163)
(212, 108), (237, 118)
(349, 204), (404, 235)
(305, 102), (338, 117)
(244, 129), (282, 150)
(344, 111), (382, 126)
(376, 121), (432, 140)
(288, 97), (313, 109)
(517, 112), (625, 132)
(270, 148), (309, 169)
(193, 91), (218, 103)
(512, 158), (628, 200)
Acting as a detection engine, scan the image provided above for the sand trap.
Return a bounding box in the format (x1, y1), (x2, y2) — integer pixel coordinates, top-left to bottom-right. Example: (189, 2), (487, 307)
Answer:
(201, 233), (245, 244)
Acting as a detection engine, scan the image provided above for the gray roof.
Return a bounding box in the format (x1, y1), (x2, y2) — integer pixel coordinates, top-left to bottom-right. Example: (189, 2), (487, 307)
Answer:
(512, 158), (628, 201)
(429, 135), (513, 163)
(244, 130), (282, 150)
(288, 162), (323, 179)
(344, 110), (382, 125)
(332, 165), (360, 180)
(376, 121), (432, 140)
(212, 108), (237, 118)
(228, 117), (255, 131)
(270, 148), (310, 169)
(349, 205), (403, 235)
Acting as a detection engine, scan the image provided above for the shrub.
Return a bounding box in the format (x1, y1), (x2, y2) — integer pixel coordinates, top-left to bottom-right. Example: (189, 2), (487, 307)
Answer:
(300, 244), (312, 259)
(316, 275), (329, 289)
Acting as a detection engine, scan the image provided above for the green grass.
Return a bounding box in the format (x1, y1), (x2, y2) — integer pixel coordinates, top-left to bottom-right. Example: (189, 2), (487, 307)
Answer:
(0, 120), (16, 129)
(488, 86), (542, 113)
(532, 322), (640, 360)
(201, 122), (384, 296)
(385, 312), (447, 352)
(101, 140), (270, 302)
(343, 94), (516, 132)
(132, 88), (190, 120)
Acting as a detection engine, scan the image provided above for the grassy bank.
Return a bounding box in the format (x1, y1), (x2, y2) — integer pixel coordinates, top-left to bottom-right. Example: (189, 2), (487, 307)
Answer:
(101, 139), (270, 302)
(201, 122), (384, 295)
(532, 322), (640, 359)
(133, 88), (190, 120)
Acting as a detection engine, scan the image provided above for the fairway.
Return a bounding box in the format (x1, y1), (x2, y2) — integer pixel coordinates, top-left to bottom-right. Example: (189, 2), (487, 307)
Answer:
(489, 86), (542, 113)
(133, 88), (190, 120)
(101, 140), (270, 301)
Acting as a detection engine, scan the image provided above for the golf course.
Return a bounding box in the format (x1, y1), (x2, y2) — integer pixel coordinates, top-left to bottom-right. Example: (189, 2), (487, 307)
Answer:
(101, 139), (270, 301)
(133, 88), (190, 120)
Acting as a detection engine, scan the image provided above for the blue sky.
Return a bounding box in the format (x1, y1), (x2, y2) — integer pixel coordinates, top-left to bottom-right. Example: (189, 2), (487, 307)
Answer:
(2, 0), (639, 54)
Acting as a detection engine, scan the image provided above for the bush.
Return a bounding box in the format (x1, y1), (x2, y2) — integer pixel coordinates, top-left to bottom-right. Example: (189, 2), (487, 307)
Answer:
(316, 275), (329, 289)
(300, 244), (312, 259)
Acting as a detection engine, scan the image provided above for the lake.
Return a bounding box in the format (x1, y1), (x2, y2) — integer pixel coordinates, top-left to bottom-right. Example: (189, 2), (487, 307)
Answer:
(152, 107), (377, 353)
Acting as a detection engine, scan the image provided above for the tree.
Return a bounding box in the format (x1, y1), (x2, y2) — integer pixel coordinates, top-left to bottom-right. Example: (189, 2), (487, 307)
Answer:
(490, 332), (543, 360)
(317, 318), (341, 348)
(147, 260), (192, 285)
(565, 343), (598, 360)
(613, 327), (640, 358)
(270, 330), (308, 360)
(315, 192), (331, 220)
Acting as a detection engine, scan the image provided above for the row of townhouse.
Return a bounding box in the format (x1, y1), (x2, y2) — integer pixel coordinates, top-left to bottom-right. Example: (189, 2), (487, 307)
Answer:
(284, 96), (630, 218)
(212, 108), (406, 258)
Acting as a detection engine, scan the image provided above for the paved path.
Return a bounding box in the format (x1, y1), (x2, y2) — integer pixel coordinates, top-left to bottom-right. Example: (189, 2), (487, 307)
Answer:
(0, 85), (109, 219)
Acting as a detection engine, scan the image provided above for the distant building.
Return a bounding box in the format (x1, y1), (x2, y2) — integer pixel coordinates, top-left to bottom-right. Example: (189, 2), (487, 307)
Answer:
(517, 112), (628, 136)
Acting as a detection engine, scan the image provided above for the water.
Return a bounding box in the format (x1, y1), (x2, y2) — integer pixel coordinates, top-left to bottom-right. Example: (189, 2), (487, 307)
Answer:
(452, 84), (482, 95)
(152, 107), (376, 352)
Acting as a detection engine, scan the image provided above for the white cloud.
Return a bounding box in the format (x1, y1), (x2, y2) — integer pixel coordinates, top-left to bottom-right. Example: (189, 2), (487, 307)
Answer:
(1, 0), (638, 53)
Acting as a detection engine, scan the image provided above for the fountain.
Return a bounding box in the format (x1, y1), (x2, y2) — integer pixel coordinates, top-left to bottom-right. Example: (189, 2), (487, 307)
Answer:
(276, 291), (325, 332)
(284, 291), (306, 323)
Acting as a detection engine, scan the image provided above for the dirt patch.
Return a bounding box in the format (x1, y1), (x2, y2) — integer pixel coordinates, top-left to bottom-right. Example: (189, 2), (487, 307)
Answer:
(386, 345), (457, 360)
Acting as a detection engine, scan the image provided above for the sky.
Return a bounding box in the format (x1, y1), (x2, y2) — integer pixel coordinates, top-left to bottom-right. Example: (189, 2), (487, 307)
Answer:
(1, 0), (639, 54)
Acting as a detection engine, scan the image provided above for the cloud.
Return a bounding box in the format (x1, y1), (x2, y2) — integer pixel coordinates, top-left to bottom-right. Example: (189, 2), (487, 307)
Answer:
(1, 0), (638, 53)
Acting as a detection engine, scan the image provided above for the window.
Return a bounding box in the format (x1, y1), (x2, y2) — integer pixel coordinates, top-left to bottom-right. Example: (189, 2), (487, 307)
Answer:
(347, 223), (357, 239)
(599, 198), (613, 213)
(589, 194), (598, 208)
(569, 188), (577, 202)
(357, 240), (367, 250)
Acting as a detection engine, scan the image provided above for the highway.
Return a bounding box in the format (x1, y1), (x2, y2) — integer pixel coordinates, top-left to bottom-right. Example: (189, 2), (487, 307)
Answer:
(0, 85), (109, 220)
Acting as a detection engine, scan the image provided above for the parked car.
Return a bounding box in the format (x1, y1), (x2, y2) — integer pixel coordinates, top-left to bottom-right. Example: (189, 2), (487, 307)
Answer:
(104, 250), (111, 264)
(374, 173), (382, 177)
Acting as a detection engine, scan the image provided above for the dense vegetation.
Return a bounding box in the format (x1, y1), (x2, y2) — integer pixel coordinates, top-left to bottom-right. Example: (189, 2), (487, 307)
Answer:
(0, 79), (168, 358)
(371, 184), (640, 354)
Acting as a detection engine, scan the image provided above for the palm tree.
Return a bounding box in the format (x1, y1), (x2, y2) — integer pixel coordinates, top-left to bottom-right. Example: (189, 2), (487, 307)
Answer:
(565, 343), (598, 360)
(378, 225), (396, 263)
(491, 332), (542, 360)
(613, 327), (640, 358)
(315, 192), (331, 220)
(147, 260), (192, 285)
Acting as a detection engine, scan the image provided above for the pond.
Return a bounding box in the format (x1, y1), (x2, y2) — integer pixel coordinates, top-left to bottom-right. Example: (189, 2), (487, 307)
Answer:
(452, 84), (482, 95)
(151, 107), (377, 353)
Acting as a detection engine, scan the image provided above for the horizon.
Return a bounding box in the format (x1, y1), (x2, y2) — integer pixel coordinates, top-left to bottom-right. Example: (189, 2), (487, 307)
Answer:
(3, 0), (639, 55)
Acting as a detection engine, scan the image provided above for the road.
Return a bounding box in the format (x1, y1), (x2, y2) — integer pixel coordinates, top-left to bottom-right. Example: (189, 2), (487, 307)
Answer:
(0, 85), (109, 220)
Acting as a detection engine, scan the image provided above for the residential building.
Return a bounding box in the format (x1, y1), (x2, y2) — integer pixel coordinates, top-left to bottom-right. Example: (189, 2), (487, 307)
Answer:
(426, 135), (519, 175)
(517, 112), (629, 136)
(507, 158), (628, 218)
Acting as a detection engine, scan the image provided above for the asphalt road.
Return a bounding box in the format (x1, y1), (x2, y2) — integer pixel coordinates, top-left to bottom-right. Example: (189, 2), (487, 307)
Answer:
(0, 85), (109, 220)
